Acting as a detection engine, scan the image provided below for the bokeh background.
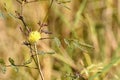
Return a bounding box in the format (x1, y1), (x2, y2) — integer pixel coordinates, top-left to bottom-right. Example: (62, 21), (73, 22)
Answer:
(0, 0), (120, 80)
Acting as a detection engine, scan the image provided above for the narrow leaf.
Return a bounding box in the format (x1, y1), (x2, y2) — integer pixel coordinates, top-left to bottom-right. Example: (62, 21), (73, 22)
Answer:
(23, 57), (32, 65)
(83, 53), (92, 66)
(54, 37), (61, 47)
(0, 12), (4, 18)
(8, 57), (15, 66)
(79, 42), (94, 49)
(72, 41), (85, 51)
(64, 39), (70, 47)
(12, 66), (19, 72)
(0, 59), (5, 65)
(1, 66), (6, 74)
(38, 50), (45, 55)
(0, 59), (6, 74)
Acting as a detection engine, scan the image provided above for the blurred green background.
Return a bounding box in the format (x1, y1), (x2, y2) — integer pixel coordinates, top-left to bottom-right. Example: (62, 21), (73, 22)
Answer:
(0, 0), (120, 80)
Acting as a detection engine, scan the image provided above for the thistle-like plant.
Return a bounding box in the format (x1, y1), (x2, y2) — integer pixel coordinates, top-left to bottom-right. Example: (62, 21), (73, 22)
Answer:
(0, 0), (54, 80)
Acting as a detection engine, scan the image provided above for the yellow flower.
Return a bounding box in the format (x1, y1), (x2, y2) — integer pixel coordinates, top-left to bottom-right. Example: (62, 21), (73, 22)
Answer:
(28, 31), (41, 44)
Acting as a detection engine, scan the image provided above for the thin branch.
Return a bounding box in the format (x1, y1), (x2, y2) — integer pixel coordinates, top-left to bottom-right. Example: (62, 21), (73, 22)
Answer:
(20, 16), (30, 33)
(34, 43), (44, 80)
(5, 64), (38, 69)
(15, 11), (30, 34)
(19, 16), (27, 29)
(38, 0), (54, 32)
(15, 0), (30, 34)
(41, 30), (52, 34)
(29, 45), (45, 80)
(40, 37), (53, 40)
(29, 45), (38, 65)
(19, 26), (28, 38)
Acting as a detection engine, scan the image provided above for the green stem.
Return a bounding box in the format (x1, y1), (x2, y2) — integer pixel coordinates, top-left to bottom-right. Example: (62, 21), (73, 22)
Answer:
(29, 45), (38, 66)
(6, 64), (37, 69)
(34, 43), (44, 80)
(29, 45), (44, 80)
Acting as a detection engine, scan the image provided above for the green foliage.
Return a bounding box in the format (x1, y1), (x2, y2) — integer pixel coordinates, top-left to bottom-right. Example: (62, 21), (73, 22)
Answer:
(0, 58), (5, 65)
(11, 65), (19, 72)
(54, 37), (61, 47)
(0, 58), (6, 74)
(64, 39), (70, 47)
(0, 12), (4, 18)
(63, 39), (93, 51)
(23, 57), (32, 65)
(1, 65), (6, 74)
(8, 58), (19, 72)
(90, 57), (120, 80)
(8, 57), (15, 66)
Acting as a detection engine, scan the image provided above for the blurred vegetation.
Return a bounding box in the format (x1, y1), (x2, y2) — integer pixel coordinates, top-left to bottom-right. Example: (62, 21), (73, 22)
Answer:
(0, 0), (120, 80)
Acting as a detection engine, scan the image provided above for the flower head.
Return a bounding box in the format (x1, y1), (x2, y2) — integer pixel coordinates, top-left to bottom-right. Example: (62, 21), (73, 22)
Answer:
(28, 31), (41, 44)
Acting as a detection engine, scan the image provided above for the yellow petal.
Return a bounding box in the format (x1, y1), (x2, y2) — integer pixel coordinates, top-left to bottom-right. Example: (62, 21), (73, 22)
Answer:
(28, 31), (41, 44)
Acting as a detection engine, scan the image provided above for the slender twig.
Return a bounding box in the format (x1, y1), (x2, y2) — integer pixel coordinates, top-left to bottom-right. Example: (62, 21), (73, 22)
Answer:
(15, 0), (30, 34)
(17, 13), (30, 34)
(41, 30), (52, 34)
(34, 43), (44, 80)
(38, 0), (54, 32)
(29, 45), (38, 65)
(30, 45), (45, 80)
(28, 44), (44, 80)
(19, 26), (28, 38)
(5, 64), (38, 69)
(40, 37), (53, 40)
